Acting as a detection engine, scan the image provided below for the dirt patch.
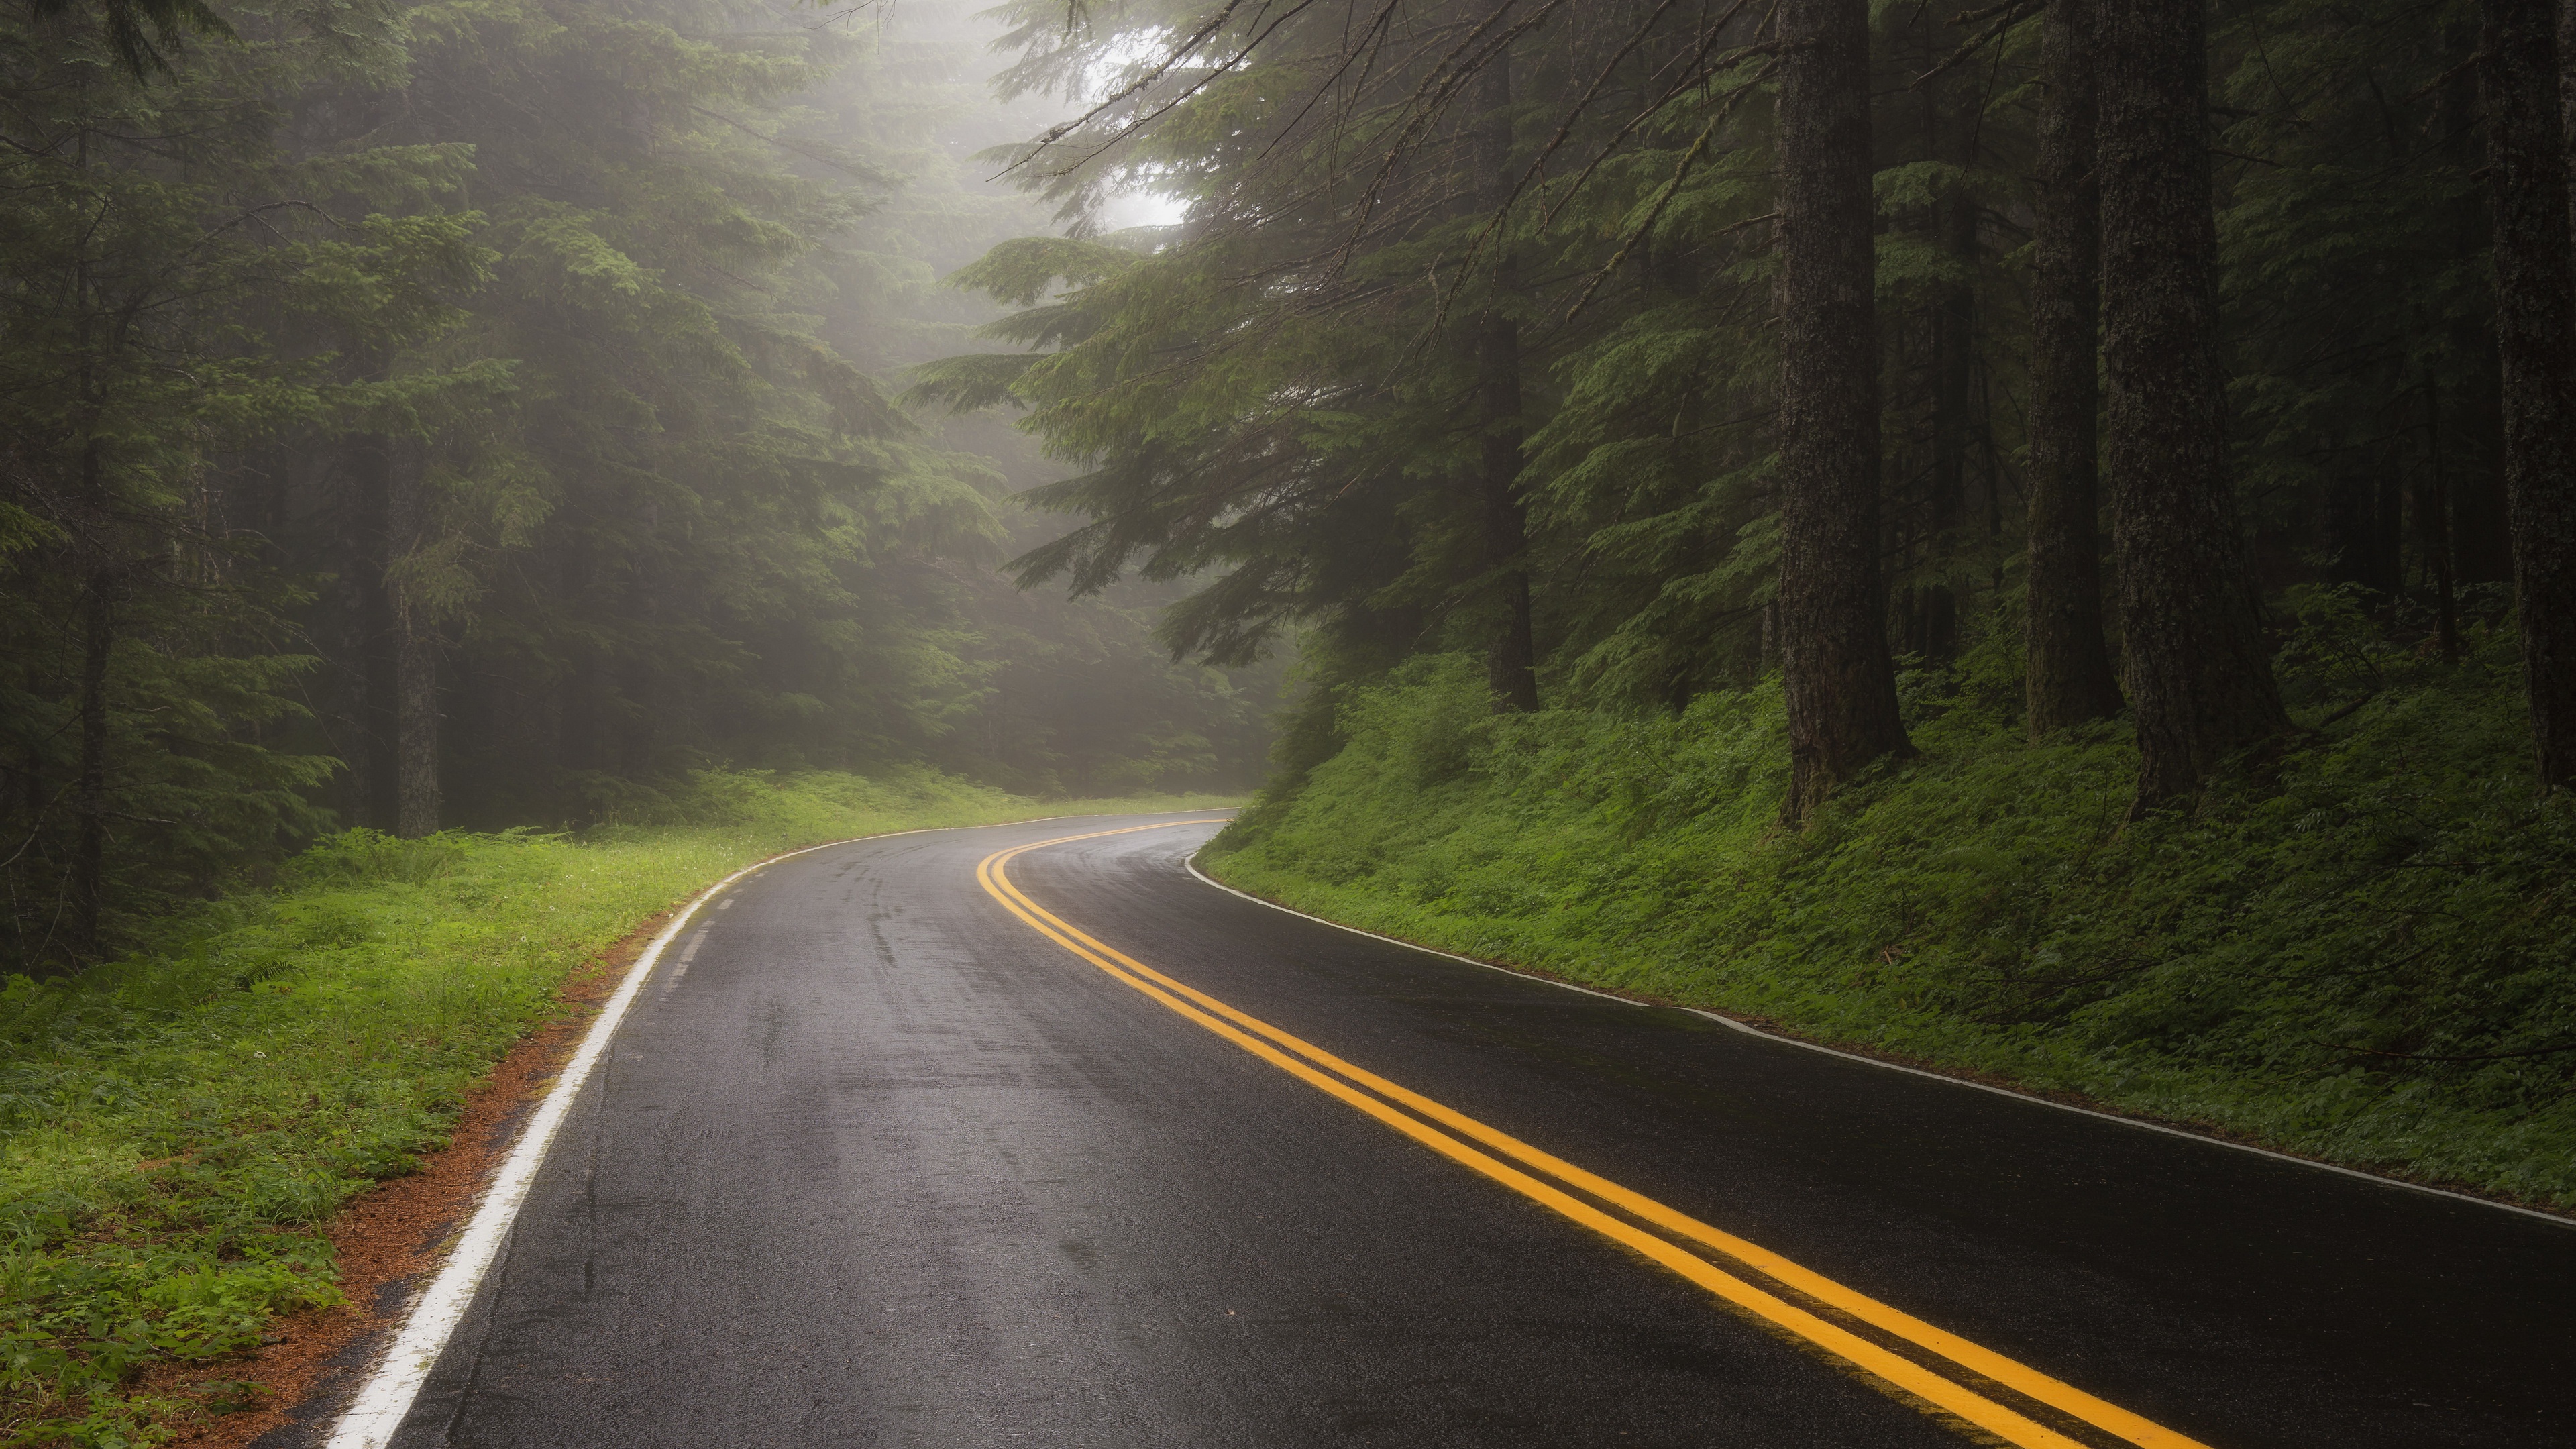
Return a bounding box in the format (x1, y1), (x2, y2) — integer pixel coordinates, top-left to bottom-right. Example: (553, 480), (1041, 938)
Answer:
(138, 902), (687, 1447)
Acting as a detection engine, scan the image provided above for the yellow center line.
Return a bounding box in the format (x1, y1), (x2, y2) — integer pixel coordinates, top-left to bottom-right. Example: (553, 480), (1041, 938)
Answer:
(979, 824), (2215, 1449)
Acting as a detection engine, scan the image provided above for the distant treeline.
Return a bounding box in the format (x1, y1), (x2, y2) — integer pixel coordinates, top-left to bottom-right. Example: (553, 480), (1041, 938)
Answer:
(0, 0), (1277, 973)
(922, 0), (2572, 814)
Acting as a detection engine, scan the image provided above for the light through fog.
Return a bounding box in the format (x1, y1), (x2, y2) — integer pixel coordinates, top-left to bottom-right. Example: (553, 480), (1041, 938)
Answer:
(1099, 189), (1188, 229)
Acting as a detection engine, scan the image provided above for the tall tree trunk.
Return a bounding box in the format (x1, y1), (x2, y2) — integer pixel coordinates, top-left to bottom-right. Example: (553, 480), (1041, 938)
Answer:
(2025, 0), (2124, 734)
(63, 173), (110, 965)
(2434, 21), (2518, 591)
(1479, 316), (1538, 712)
(395, 627), (439, 835)
(2323, 466), (2402, 595)
(349, 425), (399, 833)
(620, 499), (662, 777)
(1920, 81), (1974, 665)
(388, 446), (439, 837)
(2558, 0), (2576, 225)
(2449, 345), (2517, 582)
(2024, 0), (2124, 734)
(558, 537), (600, 777)
(1776, 0), (1911, 819)
(2374, 465), (2405, 598)
(1474, 54), (1540, 712)
(2480, 0), (2576, 788)
(2422, 367), (2461, 663)
(70, 564), (111, 962)
(2096, 0), (2288, 812)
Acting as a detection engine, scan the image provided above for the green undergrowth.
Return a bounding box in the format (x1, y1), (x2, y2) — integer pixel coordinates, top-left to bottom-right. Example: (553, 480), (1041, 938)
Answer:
(1205, 616), (2576, 1215)
(0, 771), (1235, 1446)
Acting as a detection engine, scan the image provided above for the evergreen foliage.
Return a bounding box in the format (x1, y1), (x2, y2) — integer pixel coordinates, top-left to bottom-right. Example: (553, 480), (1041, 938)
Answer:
(926, 0), (2550, 784)
(9, 0), (2576, 1423)
(925, 0), (2576, 1205)
(0, 0), (1277, 977)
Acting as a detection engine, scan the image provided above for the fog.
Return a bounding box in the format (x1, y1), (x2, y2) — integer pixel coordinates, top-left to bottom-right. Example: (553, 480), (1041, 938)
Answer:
(0, 0), (1284, 972)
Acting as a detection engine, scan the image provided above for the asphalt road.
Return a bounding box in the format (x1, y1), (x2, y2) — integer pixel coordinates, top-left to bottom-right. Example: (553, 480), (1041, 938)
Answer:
(349, 813), (2575, 1448)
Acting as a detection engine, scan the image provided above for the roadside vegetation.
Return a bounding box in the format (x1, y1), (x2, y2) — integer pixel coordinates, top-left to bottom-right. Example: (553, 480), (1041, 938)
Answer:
(939, 0), (2576, 1224)
(1205, 611), (2576, 1214)
(13, 0), (2576, 1429)
(0, 771), (1232, 1446)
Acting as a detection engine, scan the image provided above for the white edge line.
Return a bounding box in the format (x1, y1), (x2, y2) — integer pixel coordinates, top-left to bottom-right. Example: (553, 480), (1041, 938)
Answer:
(324, 808), (1228, 1449)
(1177, 843), (2576, 1232)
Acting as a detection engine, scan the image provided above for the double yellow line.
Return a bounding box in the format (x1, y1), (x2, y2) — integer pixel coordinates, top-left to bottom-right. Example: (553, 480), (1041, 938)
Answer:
(979, 823), (2215, 1449)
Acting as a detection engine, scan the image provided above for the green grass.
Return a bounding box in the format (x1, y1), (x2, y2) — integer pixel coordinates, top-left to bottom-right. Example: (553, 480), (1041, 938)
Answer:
(1205, 615), (2576, 1217)
(0, 770), (1235, 1446)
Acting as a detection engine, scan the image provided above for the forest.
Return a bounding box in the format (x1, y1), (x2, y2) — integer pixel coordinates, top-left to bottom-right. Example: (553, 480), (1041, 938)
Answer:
(0, 0), (1279, 977)
(908, 0), (2576, 1205)
(5, 0), (2576, 1436)
(920, 0), (2566, 812)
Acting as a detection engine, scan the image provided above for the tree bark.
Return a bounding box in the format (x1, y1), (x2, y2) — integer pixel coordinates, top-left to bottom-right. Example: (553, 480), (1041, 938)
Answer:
(70, 566), (112, 961)
(1776, 0), (1911, 819)
(558, 537), (601, 777)
(2558, 0), (2576, 226)
(389, 445), (439, 837)
(1479, 317), (1540, 712)
(2026, 0), (2124, 735)
(2422, 367), (2461, 663)
(1919, 80), (1974, 666)
(2480, 0), (2576, 788)
(2096, 0), (2287, 812)
(1473, 54), (1540, 712)
(342, 382), (401, 833)
(396, 626), (439, 836)
(2441, 23), (2517, 586)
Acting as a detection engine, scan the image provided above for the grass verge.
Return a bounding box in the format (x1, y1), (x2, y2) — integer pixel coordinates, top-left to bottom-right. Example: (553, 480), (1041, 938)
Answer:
(1203, 621), (2575, 1217)
(0, 770), (1234, 1446)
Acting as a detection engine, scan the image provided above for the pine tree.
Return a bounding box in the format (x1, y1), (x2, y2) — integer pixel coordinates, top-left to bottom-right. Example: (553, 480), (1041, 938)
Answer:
(2024, 0), (2122, 735)
(2097, 0), (2287, 812)
(1472, 54), (1541, 712)
(2477, 0), (2576, 788)
(1774, 0), (1911, 818)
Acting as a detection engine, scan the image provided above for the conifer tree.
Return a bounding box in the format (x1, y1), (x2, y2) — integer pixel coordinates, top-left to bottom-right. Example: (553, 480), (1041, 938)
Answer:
(0, 0), (1275, 970)
(1774, 0), (1911, 818)
(2478, 0), (2576, 788)
(1472, 54), (1541, 712)
(2097, 0), (2287, 811)
(2024, 0), (2122, 735)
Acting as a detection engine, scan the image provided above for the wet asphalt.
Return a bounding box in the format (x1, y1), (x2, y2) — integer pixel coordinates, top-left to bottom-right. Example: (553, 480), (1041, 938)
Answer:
(358, 813), (2575, 1448)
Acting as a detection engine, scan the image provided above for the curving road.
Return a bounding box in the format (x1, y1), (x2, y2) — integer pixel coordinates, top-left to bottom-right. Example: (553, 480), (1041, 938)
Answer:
(323, 813), (2574, 1448)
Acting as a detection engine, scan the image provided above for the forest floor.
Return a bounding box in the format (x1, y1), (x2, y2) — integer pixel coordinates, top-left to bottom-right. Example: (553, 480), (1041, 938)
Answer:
(0, 771), (1238, 1447)
(1203, 607), (2576, 1222)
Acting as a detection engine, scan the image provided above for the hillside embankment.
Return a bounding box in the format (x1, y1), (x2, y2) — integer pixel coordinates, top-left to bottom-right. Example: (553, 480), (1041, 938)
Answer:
(1205, 626), (2576, 1216)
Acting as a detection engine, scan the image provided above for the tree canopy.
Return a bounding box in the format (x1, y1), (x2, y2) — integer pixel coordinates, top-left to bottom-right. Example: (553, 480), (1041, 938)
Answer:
(922, 0), (2568, 818)
(0, 0), (1280, 973)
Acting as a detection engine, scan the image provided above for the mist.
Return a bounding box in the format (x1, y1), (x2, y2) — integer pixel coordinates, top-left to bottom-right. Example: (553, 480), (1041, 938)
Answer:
(7, 0), (2576, 1437)
(0, 0), (1281, 973)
